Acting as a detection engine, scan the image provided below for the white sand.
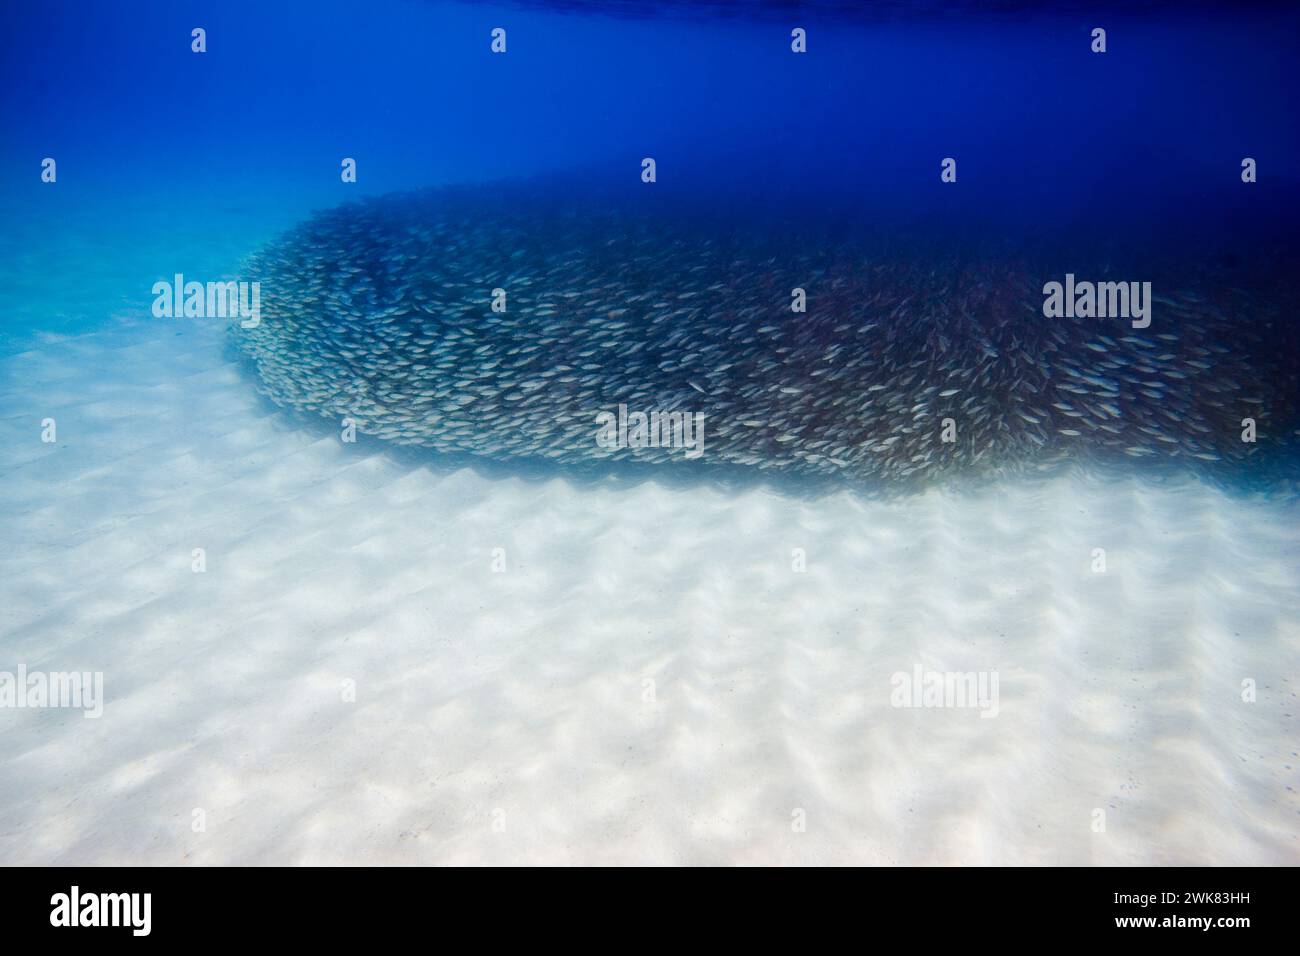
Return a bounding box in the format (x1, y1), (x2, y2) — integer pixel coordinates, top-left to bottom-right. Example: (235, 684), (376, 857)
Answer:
(1, 316), (1297, 865)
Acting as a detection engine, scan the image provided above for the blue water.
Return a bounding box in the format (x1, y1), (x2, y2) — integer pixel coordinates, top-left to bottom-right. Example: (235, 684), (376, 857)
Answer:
(1, 0), (1297, 460)
(3, 1), (1297, 247)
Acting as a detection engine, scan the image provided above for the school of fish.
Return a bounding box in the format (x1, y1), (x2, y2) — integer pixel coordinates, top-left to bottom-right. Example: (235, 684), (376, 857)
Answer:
(234, 183), (1299, 488)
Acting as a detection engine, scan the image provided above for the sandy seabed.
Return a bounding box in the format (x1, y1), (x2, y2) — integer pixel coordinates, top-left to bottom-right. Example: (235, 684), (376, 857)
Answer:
(1, 317), (1297, 865)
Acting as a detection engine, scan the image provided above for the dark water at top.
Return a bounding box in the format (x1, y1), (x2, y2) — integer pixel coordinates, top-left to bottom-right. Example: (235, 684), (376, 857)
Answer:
(3, 0), (1296, 230)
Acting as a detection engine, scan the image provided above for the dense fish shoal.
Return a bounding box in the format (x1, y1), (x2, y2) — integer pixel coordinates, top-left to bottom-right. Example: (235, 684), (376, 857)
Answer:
(235, 183), (1300, 489)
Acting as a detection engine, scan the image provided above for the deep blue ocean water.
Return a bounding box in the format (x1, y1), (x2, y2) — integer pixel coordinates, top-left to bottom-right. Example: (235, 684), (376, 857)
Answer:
(3, 2), (1297, 258)
(1, 0), (1297, 477)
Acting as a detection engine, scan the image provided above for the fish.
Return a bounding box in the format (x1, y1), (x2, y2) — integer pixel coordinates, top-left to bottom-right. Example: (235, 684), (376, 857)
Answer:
(233, 181), (1300, 488)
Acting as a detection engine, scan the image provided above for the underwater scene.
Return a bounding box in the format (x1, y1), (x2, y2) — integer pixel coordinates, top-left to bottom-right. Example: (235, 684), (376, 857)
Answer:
(1, 0), (1298, 866)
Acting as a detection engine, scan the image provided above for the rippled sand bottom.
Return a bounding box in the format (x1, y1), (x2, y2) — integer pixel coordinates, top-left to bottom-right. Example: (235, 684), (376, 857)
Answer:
(1, 319), (1296, 865)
